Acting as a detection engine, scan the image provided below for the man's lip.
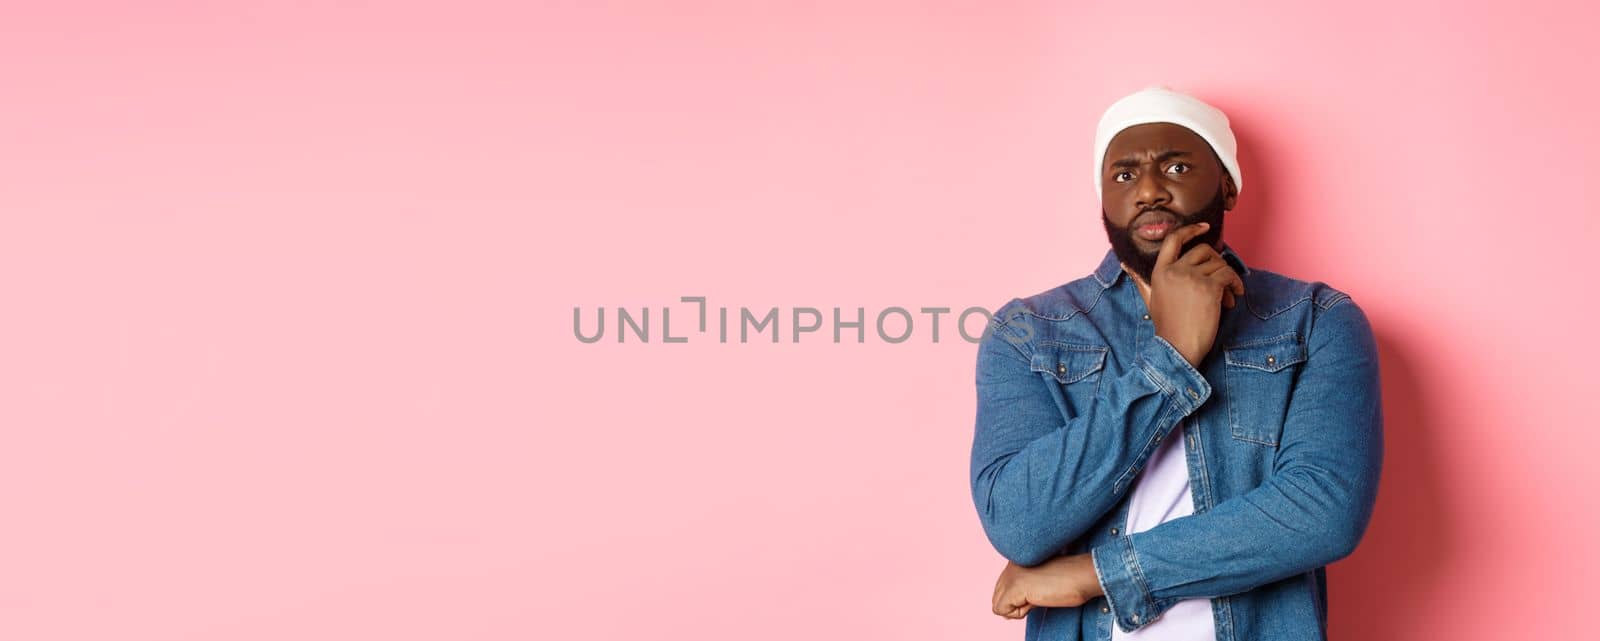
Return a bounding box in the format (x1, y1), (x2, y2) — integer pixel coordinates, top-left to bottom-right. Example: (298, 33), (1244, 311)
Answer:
(1134, 211), (1179, 230)
(1132, 211), (1184, 231)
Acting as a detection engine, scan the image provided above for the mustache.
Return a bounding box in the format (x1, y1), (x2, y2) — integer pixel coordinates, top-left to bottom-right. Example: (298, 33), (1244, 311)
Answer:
(1129, 207), (1184, 228)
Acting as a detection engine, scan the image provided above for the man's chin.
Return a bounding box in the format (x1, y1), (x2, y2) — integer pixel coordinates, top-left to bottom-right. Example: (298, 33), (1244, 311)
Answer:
(1127, 244), (1160, 263)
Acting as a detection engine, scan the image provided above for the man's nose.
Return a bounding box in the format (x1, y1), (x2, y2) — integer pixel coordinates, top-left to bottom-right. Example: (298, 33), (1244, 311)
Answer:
(1135, 170), (1171, 212)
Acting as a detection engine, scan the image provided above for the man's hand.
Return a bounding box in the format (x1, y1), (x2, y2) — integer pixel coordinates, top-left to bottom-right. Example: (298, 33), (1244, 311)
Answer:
(991, 553), (1105, 619)
(1147, 222), (1246, 368)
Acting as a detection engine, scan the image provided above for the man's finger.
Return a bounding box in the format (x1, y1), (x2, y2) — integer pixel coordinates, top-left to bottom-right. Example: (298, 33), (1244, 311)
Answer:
(1197, 259), (1245, 295)
(1198, 256), (1233, 276)
(1207, 268), (1246, 299)
(1154, 222), (1211, 269)
(1180, 242), (1221, 266)
(991, 562), (1012, 610)
(997, 591), (1031, 619)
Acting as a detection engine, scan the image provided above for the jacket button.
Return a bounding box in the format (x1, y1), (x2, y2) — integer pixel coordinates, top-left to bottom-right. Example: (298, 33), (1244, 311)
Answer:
(1186, 387), (1198, 399)
(1142, 313), (1150, 321)
(1266, 355), (1276, 365)
(1057, 364), (1067, 374)
(1130, 614), (1140, 624)
(1101, 605), (1110, 613)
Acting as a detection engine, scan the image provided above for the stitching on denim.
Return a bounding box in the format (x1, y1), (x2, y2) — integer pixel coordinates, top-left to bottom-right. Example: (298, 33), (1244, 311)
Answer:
(1245, 288), (1313, 320)
(1116, 400), (1174, 494)
(1237, 266), (1352, 319)
(1015, 309), (1082, 322)
(1315, 290), (1351, 310)
(1031, 342), (1108, 384)
(1152, 334), (1209, 409)
(1228, 430), (1280, 447)
(1040, 339), (1109, 350)
(1013, 303), (1085, 322)
(1224, 345), (1308, 373)
(1093, 267), (1114, 288)
(1137, 356), (1174, 396)
(1220, 595), (1236, 641)
(1011, 275), (1118, 322)
(1224, 352), (1306, 373)
(1223, 331), (1302, 350)
(1224, 341), (1298, 446)
(987, 314), (1033, 362)
(1091, 548), (1125, 631)
(1226, 360), (1281, 446)
(1188, 418), (1213, 513)
(1121, 536), (1156, 621)
(1093, 259), (1123, 290)
(1083, 279), (1112, 313)
(1317, 292), (1352, 311)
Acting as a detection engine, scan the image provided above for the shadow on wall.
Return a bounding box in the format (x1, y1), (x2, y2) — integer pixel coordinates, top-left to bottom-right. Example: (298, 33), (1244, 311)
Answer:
(1201, 95), (1276, 266)
(1196, 94), (1452, 639)
(1325, 330), (1454, 640)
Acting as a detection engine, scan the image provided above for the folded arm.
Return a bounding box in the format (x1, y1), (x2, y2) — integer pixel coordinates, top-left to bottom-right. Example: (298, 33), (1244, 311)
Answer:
(970, 301), (1212, 567)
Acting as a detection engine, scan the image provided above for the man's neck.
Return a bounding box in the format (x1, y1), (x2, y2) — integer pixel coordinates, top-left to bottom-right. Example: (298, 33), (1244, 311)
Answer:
(1121, 263), (1152, 308)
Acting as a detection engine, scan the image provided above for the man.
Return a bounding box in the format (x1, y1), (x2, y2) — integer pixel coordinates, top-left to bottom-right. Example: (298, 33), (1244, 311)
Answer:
(969, 86), (1382, 641)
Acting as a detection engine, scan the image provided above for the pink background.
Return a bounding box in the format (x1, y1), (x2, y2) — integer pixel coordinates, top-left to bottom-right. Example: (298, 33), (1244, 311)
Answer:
(2, 2), (1595, 639)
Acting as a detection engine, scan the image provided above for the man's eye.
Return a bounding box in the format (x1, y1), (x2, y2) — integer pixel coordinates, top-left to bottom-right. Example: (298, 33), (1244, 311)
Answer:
(1114, 171), (1133, 182)
(1166, 163), (1190, 175)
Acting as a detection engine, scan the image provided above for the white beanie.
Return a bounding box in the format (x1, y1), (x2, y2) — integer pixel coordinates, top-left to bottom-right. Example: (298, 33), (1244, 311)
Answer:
(1093, 85), (1242, 202)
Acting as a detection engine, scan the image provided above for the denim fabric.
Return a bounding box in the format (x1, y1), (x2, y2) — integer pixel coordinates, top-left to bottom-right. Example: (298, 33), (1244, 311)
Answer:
(969, 243), (1382, 641)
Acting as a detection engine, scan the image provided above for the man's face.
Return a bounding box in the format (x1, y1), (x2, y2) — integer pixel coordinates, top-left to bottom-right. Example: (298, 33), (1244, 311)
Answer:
(1099, 122), (1237, 284)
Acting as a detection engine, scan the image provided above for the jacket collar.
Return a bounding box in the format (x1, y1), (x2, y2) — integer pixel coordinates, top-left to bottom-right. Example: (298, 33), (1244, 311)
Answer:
(1091, 241), (1251, 289)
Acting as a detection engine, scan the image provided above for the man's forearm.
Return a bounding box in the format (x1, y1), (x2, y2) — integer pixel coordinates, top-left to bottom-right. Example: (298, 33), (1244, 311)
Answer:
(971, 309), (1212, 567)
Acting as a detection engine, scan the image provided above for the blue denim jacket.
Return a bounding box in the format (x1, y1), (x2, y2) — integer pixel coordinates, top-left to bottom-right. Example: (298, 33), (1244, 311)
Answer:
(969, 243), (1382, 641)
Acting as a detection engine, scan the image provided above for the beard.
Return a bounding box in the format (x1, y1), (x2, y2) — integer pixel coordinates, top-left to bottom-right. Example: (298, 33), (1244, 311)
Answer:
(1101, 188), (1227, 285)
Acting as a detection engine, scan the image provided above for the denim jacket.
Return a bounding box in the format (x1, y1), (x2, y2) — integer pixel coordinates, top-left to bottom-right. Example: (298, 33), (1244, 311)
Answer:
(969, 243), (1382, 641)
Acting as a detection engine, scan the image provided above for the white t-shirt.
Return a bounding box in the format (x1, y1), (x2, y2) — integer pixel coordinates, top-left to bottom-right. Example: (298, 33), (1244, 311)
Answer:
(1109, 418), (1217, 640)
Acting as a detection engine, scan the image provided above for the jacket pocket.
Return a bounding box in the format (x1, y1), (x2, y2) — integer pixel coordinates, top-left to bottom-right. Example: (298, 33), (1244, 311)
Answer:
(1030, 341), (1107, 418)
(1223, 333), (1307, 446)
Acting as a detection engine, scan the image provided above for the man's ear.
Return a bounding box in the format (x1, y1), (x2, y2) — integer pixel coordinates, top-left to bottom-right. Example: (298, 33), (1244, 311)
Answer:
(1222, 174), (1238, 211)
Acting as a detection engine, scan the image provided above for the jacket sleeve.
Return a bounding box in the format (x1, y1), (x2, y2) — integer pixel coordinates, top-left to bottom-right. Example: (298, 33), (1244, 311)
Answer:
(1091, 297), (1384, 633)
(970, 300), (1214, 567)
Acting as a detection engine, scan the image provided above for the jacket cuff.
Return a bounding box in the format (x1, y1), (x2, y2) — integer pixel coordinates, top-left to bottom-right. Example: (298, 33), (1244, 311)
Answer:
(1091, 536), (1158, 632)
(1135, 334), (1212, 415)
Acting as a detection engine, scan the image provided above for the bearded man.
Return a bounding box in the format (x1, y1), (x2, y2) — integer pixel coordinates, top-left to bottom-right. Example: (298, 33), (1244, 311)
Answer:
(970, 85), (1383, 641)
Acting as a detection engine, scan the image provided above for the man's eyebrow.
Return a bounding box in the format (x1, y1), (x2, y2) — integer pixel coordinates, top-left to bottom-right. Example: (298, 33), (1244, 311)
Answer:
(1108, 149), (1192, 170)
